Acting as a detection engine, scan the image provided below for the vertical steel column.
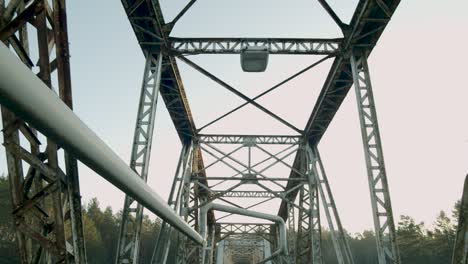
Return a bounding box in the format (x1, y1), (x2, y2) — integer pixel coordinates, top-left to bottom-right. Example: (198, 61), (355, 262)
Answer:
(1, 2), (29, 262)
(115, 52), (163, 264)
(295, 147), (323, 264)
(151, 143), (192, 264)
(287, 202), (296, 263)
(307, 145), (354, 264)
(52, 0), (87, 261)
(36, 4), (69, 262)
(177, 145), (201, 264)
(1, 1), (87, 262)
(452, 175), (468, 264)
(208, 228), (217, 264)
(201, 226), (216, 264)
(350, 53), (400, 264)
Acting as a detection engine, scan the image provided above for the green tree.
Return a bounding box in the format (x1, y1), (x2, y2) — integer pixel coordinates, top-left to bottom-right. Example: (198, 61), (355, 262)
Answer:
(396, 215), (431, 264)
(430, 210), (455, 263)
(351, 230), (378, 264)
(320, 229), (338, 263)
(85, 198), (121, 263)
(0, 180), (459, 264)
(82, 212), (103, 263)
(139, 214), (161, 262)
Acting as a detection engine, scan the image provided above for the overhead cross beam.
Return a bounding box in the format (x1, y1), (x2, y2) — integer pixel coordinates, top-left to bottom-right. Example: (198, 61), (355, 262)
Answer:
(212, 191), (282, 198)
(201, 143), (299, 192)
(197, 134), (302, 145)
(169, 37), (342, 55)
(216, 223), (275, 243)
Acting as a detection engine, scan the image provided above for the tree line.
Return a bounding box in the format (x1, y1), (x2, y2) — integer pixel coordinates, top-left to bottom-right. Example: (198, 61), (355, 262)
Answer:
(0, 176), (459, 263)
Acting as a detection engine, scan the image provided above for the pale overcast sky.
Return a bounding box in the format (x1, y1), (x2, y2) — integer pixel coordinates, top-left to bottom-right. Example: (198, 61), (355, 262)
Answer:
(1, 0), (467, 233)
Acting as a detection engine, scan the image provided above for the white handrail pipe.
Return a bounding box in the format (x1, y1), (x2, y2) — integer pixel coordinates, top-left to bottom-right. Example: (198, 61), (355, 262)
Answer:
(0, 43), (203, 245)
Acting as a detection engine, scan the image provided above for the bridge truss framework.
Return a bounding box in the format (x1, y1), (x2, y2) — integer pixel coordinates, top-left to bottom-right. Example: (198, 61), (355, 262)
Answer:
(0, 0), (425, 263)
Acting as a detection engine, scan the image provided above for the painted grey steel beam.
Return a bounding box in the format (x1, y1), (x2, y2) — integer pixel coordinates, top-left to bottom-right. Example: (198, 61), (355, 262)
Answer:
(286, 203), (296, 263)
(307, 145), (354, 264)
(350, 53), (400, 264)
(207, 144), (298, 190)
(295, 146), (322, 263)
(0, 43), (203, 245)
(212, 191), (282, 198)
(279, 0), (401, 222)
(216, 223), (274, 244)
(278, 150), (306, 220)
(198, 134), (302, 145)
(167, 0), (197, 29)
(168, 37), (341, 55)
(199, 143), (302, 193)
(317, 0), (348, 32)
(132, 0), (214, 223)
(196, 176), (302, 183)
(304, 0), (400, 146)
(216, 223), (273, 235)
(255, 144), (306, 177)
(121, 0), (197, 143)
(116, 53), (163, 264)
(151, 144), (193, 264)
(121, 2), (214, 252)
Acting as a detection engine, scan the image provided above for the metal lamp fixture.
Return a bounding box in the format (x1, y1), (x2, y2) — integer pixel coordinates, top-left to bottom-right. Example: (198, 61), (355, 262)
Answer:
(240, 46), (269, 72)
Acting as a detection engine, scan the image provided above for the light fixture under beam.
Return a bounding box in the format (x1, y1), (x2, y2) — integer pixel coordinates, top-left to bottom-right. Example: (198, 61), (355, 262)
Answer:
(240, 46), (269, 72)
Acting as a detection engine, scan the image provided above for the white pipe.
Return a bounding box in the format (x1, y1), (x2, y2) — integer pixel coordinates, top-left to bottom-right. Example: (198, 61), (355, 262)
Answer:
(0, 42), (203, 245)
(200, 203), (288, 263)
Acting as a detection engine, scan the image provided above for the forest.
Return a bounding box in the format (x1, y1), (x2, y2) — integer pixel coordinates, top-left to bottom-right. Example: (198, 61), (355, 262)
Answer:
(0, 176), (459, 263)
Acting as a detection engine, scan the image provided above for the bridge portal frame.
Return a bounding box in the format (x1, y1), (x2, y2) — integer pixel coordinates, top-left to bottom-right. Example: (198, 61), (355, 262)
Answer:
(0, 0), (405, 263)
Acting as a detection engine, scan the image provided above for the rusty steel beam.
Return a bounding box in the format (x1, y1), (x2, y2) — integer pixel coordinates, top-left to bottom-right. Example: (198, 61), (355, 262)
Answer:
(1, 1), (88, 262)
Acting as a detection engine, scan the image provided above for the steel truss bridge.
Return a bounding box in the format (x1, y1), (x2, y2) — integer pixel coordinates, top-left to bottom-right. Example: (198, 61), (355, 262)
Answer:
(0, 0), (466, 264)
